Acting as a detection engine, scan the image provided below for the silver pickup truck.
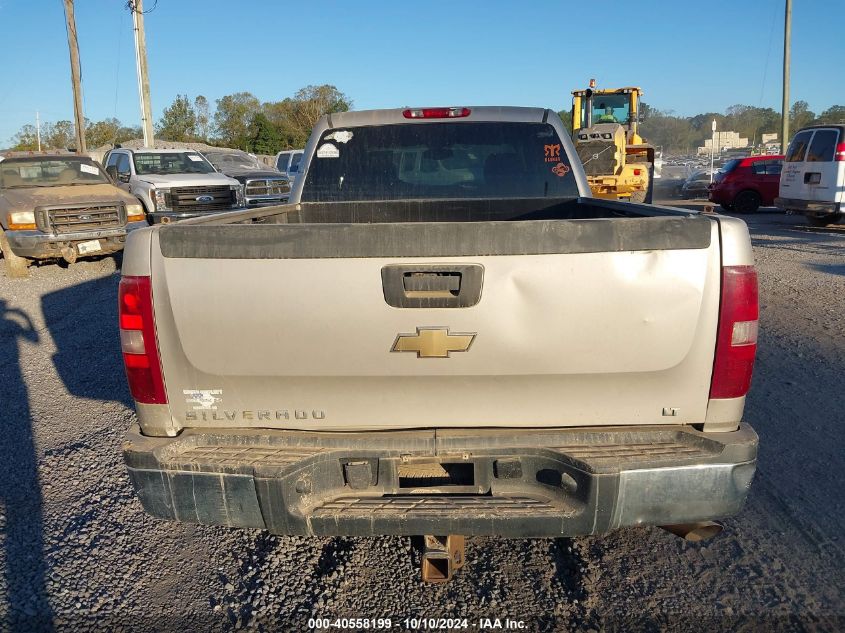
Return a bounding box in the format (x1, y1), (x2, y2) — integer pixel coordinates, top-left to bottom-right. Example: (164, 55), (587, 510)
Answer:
(120, 106), (758, 579)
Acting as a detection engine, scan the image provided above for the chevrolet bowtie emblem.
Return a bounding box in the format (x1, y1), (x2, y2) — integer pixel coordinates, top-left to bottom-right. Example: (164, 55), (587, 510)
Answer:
(391, 327), (476, 358)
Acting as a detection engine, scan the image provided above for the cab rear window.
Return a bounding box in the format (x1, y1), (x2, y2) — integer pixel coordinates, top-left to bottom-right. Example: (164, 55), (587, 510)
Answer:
(301, 122), (578, 202)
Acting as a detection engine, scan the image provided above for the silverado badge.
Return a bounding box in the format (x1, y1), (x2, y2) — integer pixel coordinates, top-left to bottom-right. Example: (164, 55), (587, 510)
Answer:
(391, 327), (476, 358)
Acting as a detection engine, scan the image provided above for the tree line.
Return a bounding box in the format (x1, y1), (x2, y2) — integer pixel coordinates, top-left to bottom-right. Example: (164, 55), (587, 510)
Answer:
(9, 90), (843, 156)
(561, 101), (843, 154)
(638, 101), (844, 154)
(8, 84), (352, 154)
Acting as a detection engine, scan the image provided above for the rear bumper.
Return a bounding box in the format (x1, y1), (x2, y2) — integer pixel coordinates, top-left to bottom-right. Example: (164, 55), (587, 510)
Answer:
(4, 222), (144, 259)
(707, 184), (733, 204)
(775, 197), (841, 216)
(124, 424), (758, 537)
(707, 190), (723, 204)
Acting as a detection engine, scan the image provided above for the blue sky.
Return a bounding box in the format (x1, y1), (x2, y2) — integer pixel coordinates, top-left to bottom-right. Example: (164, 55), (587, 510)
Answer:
(1, 0), (843, 145)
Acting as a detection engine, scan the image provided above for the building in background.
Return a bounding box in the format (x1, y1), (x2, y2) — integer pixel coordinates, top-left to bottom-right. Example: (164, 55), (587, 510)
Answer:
(761, 133), (781, 154)
(697, 131), (749, 155)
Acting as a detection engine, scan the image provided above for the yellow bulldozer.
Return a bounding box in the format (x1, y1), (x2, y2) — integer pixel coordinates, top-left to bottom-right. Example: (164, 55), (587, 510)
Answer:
(571, 80), (655, 202)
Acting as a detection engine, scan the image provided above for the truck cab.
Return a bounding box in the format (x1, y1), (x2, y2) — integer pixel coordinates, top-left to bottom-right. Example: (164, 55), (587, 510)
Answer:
(274, 149), (305, 187)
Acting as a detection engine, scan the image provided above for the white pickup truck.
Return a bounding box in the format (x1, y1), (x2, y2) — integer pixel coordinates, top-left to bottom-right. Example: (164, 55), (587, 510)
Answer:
(103, 148), (244, 223)
(120, 106), (758, 579)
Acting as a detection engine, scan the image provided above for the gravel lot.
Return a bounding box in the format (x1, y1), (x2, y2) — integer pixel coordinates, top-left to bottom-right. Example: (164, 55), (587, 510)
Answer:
(1, 207), (843, 632)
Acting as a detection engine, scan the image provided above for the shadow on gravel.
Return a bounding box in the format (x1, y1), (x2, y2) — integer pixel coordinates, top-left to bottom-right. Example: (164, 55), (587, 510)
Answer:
(0, 299), (55, 630)
(807, 262), (845, 277)
(40, 274), (131, 407)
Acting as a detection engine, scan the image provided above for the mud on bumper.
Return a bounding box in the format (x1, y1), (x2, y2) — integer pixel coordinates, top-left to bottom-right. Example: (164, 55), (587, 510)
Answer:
(5, 226), (138, 259)
(124, 424), (757, 537)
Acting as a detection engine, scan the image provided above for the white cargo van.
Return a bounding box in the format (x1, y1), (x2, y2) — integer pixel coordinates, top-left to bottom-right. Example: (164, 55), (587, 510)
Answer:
(776, 124), (845, 226)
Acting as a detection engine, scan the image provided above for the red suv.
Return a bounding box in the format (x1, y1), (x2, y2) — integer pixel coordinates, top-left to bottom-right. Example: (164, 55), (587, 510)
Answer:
(709, 155), (784, 213)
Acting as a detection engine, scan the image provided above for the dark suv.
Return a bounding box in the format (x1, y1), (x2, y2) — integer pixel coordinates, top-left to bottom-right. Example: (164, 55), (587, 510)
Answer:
(709, 155), (784, 213)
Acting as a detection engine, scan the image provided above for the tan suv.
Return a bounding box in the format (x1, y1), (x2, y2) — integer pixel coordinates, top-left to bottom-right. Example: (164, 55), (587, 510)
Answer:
(0, 154), (146, 277)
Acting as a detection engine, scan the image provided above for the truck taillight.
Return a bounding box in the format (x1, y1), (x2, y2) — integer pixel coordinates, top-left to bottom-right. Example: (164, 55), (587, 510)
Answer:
(403, 107), (471, 119)
(119, 275), (167, 404)
(710, 265), (759, 399)
(835, 142), (845, 161)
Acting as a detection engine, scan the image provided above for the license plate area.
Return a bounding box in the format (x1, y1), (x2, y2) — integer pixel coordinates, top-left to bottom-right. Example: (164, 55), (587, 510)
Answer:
(396, 459), (480, 494)
(77, 239), (102, 255)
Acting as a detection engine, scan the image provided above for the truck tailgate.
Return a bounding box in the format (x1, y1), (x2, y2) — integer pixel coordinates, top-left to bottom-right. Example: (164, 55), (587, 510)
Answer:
(150, 216), (720, 431)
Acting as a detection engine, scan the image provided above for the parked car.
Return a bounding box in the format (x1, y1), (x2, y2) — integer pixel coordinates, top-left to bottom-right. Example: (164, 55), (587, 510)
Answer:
(202, 150), (291, 207)
(0, 154), (146, 277)
(708, 155), (784, 213)
(776, 124), (844, 226)
(121, 106), (758, 581)
(274, 149), (304, 186)
(102, 148), (244, 223)
(679, 168), (719, 199)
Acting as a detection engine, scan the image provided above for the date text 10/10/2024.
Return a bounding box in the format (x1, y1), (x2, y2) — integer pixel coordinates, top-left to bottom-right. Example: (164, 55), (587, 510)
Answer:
(307, 617), (527, 630)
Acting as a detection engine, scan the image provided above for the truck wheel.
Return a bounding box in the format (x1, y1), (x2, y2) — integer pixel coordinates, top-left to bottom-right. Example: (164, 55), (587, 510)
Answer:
(807, 213), (842, 228)
(643, 165), (654, 204)
(733, 190), (761, 214)
(0, 230), (31, 278)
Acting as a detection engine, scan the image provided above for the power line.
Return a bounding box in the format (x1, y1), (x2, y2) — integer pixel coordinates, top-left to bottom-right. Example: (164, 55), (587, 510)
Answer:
(759, 7), (778, 106)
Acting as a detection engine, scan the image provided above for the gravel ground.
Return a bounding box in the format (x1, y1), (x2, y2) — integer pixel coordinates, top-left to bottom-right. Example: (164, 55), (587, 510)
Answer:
(1, 208), (843, 632)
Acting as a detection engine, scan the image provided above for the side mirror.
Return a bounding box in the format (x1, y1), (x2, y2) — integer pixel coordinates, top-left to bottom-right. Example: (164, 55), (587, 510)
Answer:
(118, 173), (131, 183)
(106, 165), (118, 180)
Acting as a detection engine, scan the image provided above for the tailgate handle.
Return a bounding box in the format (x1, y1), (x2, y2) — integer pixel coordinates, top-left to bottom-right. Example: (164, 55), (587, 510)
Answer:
(382, 264), (483, 308)
(403, 272), (462, 297)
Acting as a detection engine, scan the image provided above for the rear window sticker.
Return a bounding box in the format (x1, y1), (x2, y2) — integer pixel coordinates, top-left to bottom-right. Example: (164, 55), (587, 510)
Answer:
(552, 163), (570, 177)
(80, 163), (99, 175)
(187, 154), (204, 162)
(325, 130), (353, 144)
(317, 143), (340, 159)
(544, 144), (561, 162)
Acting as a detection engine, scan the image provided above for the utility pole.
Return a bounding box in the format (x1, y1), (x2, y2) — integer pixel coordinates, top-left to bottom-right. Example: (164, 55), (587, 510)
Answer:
(130, 0), (154, 146)
(63, 0), (87, 153)
(781, 0), (792, 150)
(36, 111), (41, 151)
